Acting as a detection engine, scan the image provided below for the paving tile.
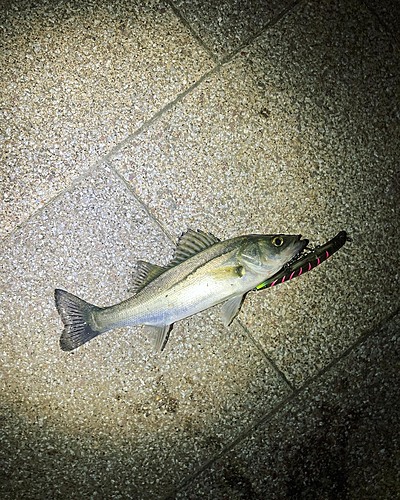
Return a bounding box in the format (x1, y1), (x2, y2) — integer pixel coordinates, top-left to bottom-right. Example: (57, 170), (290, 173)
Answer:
(1, 0), (399, 498)
(174, 313), (400, 500)
(363, 0), (400, 40)
(235, 0), (400, 385)
(112, 0), (399, 386)
(244, 0), (400, 171)
(0, 165), (290, 499)
(112, 61), (316, 240)
(173, 0), (295, 59)
(0, 0), (213, 238)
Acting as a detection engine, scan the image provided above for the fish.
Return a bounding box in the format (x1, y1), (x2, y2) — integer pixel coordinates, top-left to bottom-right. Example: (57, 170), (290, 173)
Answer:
(255, 231), (349, 290)
(55, 229), (308, 352)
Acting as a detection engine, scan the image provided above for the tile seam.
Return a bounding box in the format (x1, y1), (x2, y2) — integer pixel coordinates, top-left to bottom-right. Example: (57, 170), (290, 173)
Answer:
(237, 319), (296, 391)
(360, 0), (400, 49)
(105, 161), (177, 244)
(98, 63), (223, 164)
(0, 166), (103, 245)
(166, 0), (219, 63)
(1, 0), (303, 244)
(218, 0), (304, 67)
(163, 308), (399, 500)
(295, 308), (400, 393)
(0, 64), (222, 246)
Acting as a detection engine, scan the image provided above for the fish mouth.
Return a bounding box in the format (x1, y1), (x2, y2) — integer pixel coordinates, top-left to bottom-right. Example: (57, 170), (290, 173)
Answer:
(286, 235), (309, 267)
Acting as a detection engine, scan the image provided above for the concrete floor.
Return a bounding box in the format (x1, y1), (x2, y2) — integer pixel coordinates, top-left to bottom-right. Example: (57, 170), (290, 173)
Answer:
(1, 0), (399, 498)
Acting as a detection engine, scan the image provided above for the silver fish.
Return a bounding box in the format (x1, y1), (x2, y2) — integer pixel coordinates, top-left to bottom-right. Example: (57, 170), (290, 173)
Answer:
(55, 229), (308, 352)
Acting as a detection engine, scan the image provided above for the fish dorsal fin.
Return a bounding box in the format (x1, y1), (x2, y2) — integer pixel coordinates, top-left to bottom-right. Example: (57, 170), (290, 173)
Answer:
(131, 260), (167, 294)
(168, 229), (220, 267)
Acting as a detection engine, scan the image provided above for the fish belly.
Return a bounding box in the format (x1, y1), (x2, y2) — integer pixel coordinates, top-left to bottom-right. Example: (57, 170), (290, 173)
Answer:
(95, 271), (249, 330)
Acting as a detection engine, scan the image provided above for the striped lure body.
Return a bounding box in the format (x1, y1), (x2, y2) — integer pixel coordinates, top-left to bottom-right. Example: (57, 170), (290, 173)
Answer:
(256, 231), (349, 291)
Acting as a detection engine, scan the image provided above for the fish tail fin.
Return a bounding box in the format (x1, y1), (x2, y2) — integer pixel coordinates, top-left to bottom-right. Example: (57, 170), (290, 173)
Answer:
(55, 289), (102, 351)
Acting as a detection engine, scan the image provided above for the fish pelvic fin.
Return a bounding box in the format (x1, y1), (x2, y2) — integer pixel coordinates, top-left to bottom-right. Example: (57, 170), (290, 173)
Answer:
(143, 325), (172, 352)
(221, 294), (245, 327)
(55, 289), (102, 351)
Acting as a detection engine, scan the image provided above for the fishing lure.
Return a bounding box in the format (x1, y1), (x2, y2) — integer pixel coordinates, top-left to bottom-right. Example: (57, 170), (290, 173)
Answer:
(255, 231), (349, 291)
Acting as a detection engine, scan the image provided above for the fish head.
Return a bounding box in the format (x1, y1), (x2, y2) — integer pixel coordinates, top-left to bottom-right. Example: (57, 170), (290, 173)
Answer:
(237, 234), (309, 277)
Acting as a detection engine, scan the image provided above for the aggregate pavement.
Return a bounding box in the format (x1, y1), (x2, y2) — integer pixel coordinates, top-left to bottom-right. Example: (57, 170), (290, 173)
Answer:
(1, 0), (399, 498)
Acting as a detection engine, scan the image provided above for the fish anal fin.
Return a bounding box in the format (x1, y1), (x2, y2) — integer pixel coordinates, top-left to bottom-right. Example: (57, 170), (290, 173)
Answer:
(143, 325), (172, 352)
(221, 295), (245, 327)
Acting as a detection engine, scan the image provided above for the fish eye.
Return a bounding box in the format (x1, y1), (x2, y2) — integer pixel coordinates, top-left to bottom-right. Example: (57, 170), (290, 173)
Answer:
(272, 236), (284, 247)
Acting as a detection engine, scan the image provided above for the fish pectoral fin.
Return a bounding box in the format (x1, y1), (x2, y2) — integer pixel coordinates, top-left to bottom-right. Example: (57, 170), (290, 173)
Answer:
(143, 325), (172, 352)
(221, 294), (245, 327)
(210, 266), (245, 280)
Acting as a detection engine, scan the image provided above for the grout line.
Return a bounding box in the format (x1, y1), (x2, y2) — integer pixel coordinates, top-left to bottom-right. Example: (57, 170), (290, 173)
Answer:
(218, 0), (304, 67)
(237, 318), (296, 391)
(162, 395), (297, 500)
(97, 64), (223, 165)
(163, 308), (399, 499)
(1, 0), (303, 247)
(105, 161), (177, 244)
(96, 0), (306, 249)
(87, 0), (305, 168)
(167, 0), (219, 63)
(295, 308), (400, 393)
(0, 64), (221, 246)
(360, 0), (400, 49)
(0, 166), (101, 244)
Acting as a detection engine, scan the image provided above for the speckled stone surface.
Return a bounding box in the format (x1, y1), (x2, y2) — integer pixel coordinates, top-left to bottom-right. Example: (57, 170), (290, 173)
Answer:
(112, 0), (399, 385)
(1, 0), (399, 498)
(364, 0), (400, 41)
(0, 165), (290, 499)
(174, 313), (400, 500)
(0, 0), (213, 238)
(112, 61), (326, 239)
(232, 0), (400, 385)
(172, 0), (295, 60)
